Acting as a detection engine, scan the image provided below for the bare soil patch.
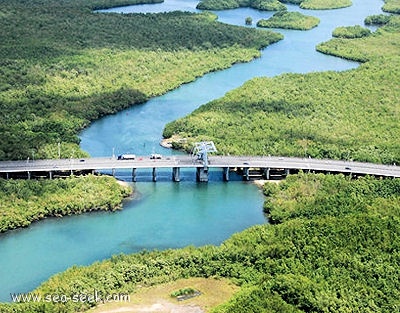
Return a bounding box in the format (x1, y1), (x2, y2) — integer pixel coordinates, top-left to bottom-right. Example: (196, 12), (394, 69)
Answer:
(89, 277), (238, 313)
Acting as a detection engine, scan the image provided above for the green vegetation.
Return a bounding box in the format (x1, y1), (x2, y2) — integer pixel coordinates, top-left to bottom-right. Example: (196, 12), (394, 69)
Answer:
(364, 14), (392, 25)
(317, 15), (400, 61)
(170, 287), (198, 298)
(0, 0), (280, 161)
(1, 1), (400, 312)
(89, 277), (238, 313)
(163, 15), (400, 164)
(257, 11), (320, 30)
(332, 25), (372, 38)
(196, 0), (287, 11)
(0, 175), (132, 233)
(196, 0), (352, 10)
(299, 0), (351, 10)
(383, 0), (400, 14)
(2, 174), (399, 312)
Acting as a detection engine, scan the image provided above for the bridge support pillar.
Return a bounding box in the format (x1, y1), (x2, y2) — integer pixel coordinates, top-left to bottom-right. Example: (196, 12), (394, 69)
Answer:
(196, 167), (209, 182)
(285, 168), (290, 176)
(112, 168), (116, 177)
(243, 167), (249, 181)
(132, 168), (137, 182)
(152, 168), (157, 182)
(223, 167), (229, 181)
(27, 171), (31, 180)
(264, 168), (270, 180)
(49, 171), (53, 180)
(172, 167), (180, 182)
(6, 172), (9, 180)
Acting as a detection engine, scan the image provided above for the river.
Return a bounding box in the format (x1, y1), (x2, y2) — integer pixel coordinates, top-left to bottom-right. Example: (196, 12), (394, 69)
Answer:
(0, 0), (383, 302)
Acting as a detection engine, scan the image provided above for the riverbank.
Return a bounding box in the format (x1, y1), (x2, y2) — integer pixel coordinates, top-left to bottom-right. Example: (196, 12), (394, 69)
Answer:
(0, 175), (132, 233)
(2, 173), (398, 313)
(0, 0), (281, 235)
(163, 15), (400, 164)
(0, 0), (281, 161)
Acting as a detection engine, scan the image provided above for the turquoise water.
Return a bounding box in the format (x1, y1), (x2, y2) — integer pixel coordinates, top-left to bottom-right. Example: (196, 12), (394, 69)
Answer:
(0, 0), (384, 302)
(0, 179), (264, 299)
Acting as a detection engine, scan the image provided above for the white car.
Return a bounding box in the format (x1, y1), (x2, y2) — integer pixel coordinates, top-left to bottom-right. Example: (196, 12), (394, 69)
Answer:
(118, 154), (136, 160)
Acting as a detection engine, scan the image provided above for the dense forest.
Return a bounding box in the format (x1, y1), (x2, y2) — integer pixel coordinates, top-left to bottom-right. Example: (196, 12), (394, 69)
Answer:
(196, 0), (351, 11)
(257, 11), (320, 30)
(163, 15), (400, 164)
(196, 0), (287, 11)
(0, 175), (131, 233)
(0, 0), (280, 161)
(2, 173), (399, 312)
(1, 0), (400, 312)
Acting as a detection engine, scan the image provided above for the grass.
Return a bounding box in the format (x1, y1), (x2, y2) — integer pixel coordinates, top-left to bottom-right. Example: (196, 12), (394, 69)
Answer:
(88, 277), (239, 313)
(163, 16), (400, 164)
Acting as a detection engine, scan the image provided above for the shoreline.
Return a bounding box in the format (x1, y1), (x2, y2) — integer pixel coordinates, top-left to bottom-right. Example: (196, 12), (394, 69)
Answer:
(253, 179), (282, 188)
(0, 175), (133, 234)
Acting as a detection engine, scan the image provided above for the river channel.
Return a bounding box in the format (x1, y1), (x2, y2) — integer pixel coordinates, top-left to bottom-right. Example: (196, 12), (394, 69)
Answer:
(0, 0), (383, 302)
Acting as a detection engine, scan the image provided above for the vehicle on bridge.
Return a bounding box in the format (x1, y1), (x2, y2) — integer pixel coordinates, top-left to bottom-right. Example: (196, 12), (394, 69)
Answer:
(150, 153), (162, 159)
(117, 154), (136, 160)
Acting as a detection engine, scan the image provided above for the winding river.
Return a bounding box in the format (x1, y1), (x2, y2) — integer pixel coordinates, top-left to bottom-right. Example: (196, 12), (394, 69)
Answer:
(0, 0), (383, 302)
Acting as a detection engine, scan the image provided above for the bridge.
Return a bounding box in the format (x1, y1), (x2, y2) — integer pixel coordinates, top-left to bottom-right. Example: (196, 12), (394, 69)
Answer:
(0, 155), (399, 182)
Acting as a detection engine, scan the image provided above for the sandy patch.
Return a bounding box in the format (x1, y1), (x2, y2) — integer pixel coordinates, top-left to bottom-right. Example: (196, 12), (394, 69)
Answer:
(159, 135), (187, 149)
(253, 179), (281, 188)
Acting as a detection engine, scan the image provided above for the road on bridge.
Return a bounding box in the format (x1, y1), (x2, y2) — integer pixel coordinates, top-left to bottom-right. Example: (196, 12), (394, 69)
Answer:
(0, 156), (399, 178)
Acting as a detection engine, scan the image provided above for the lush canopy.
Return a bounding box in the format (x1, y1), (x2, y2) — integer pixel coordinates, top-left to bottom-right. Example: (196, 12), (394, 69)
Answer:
(257, 11), (320, 30)
(2, 174), (399, 312)
(163, 15), (400, 164)
(0, 0), (280, 161)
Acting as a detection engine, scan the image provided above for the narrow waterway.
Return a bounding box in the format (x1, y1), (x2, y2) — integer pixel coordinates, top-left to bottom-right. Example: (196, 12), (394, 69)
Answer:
(0, 0), (383, 302)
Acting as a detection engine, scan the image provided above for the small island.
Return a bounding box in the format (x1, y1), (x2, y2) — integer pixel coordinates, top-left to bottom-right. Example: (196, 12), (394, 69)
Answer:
(257, 11), (320, 30)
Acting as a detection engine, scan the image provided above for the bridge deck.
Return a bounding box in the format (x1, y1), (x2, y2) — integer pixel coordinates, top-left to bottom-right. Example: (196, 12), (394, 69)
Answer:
(0, 156), (399, 178)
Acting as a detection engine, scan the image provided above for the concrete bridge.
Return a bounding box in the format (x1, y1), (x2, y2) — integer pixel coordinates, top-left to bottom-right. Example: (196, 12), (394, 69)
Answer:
(0, 155), (399, 182)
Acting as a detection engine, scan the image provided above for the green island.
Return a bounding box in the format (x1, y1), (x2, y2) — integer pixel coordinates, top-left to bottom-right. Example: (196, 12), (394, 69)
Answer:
(1, 0), (400, 311)
(299, 0), (351, 10)
(257, 11), (320, 30)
